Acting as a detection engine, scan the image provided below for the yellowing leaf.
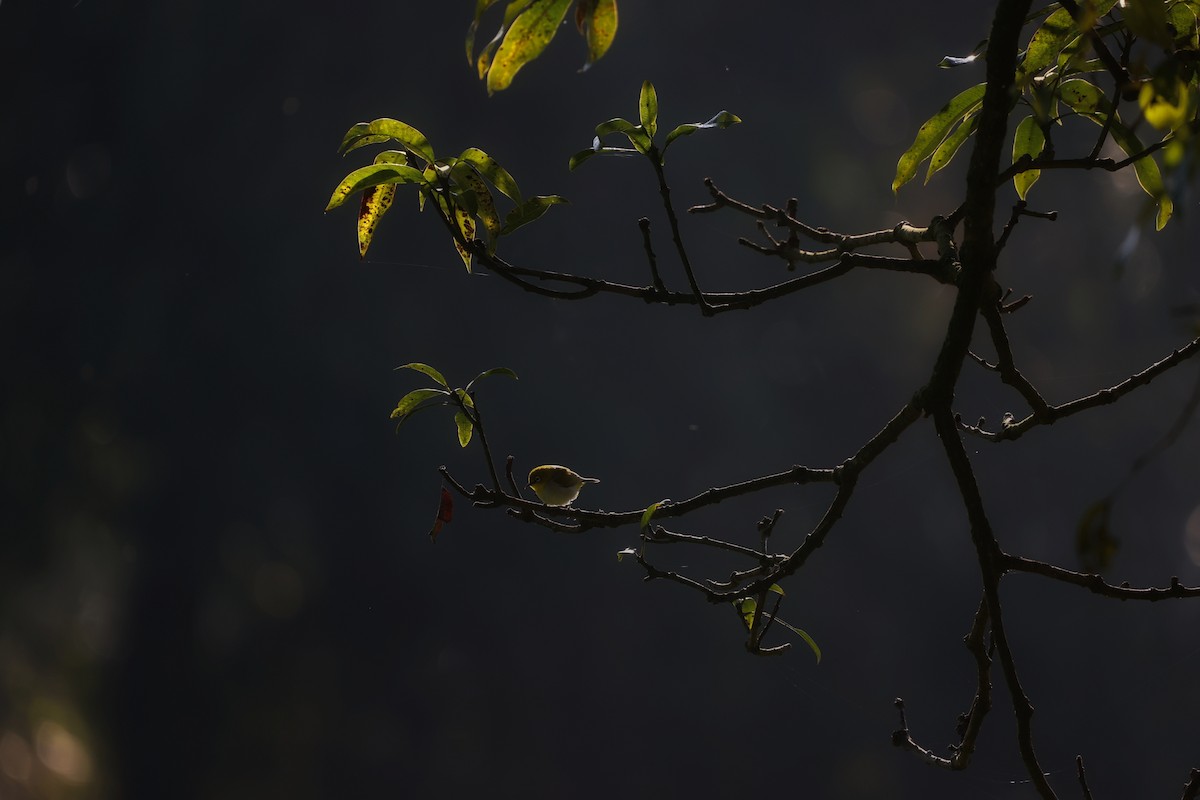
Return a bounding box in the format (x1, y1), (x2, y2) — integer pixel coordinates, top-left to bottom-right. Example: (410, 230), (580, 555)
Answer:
(486, 0), (573, 94)
(357, 184), (396, 259)
(325, 163), (426, 212)
(893, 83), (986, 193)
(1011, 115), (1046, 200)
(453, 205), (476, 272)
(580, 0), (618, 67)
(1139, 79), (1191, 131)
(454, 410), (474, 447)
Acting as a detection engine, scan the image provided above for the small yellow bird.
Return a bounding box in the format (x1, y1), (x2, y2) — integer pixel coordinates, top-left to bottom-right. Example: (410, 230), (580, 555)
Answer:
(527, 464), (599, 507)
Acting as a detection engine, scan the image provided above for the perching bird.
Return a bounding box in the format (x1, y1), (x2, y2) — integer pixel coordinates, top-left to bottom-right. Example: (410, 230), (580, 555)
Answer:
(527, 464), (599, 507)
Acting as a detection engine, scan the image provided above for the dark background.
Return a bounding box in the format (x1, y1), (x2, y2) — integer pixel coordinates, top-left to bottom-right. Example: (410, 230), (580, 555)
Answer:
(2, 1), (1199, 798)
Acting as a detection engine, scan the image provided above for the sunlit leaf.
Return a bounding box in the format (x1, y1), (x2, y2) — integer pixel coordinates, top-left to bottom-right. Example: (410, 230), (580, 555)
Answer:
(466, 366), (519, 392)
(390, 387), (448, 421)
(579, 0), (618, 68)
(454, 410), (474, 447)
(466, 0), (504, 62)
(357, 184), (395, 259)
(453, 388), (475, 409)
(458, 147), (523, 204)
(395, 362), (451, 387)
(325, 163), (427, 212)
(453, 205), (477, 271)
(429, 487), (454, 542)
(737, 598), (757, 630)
(1059, 78), (1174, 228)
(926, 113), (979, 183)
(338, 118), (436, 164)
(498, 194), (567, 236)
(569, 139), (639, 170)
(450, 162), (502, 248)
(769, 616), (822, 663)
(595, 116), (653, 154)
(662, 111), (742, 152)
(1018, 7), (1077, 84)
(769, 584), (785, 596)
(640, 502), (660, 530)
(639, 80), (659, 138)
(1139, 78), (1191, 131)
(486, 0), (573, 94)
(1011, 115), (1046, 200)
(892, 83), (986, 193)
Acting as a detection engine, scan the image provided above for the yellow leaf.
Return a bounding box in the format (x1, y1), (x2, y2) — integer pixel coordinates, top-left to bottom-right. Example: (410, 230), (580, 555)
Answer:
(357, 184), (396, 259)
(486, 0), (573, 94)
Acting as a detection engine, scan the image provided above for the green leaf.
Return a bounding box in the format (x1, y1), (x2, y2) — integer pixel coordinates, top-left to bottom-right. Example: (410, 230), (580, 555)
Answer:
(450, 162), (502, 248)
(357, 183), (396, 259)
(466, 0), (505, 62)
(1168, 2), (1199, 49)
(458, 147), (523, 204)
(892, 83), (986, 193)
(486, 0), (573, 94)
(595, 117), (653, 154)
(325, 163), (427, 212)
(453, 388), (476, 409)
(737, 598), (757, 630)
(1057, 77), (1108, 115)
(640, 502), (660, 530)
(569, 139), (639, 170)
(1124, 0), (1172, 47)
(768, 584), (785, 596)
(396, 363), (450, 387)
(662, 111), (742, 152)
(770, 616), (822, 663)
(498, 195), (568, 236)
(465, 367), (519, 392)
(925, 113), (979, 183)
(579, 0), (618, 67)
(454, 410), (474, 448)
(1018, 7), (1077, 84)
(569, 145), (601, 170)
(390, 388), (449, 421)
(1059, 78), (1174, 229)
(1011, 115), (1046, 200)
(338, 118), (436, 164)
(1109, 124), (1173, 230)
(639, 80), (658, 138)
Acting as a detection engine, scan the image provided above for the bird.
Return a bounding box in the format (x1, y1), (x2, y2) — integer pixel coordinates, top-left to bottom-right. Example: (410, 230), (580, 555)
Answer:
(527, 464), (599, 507)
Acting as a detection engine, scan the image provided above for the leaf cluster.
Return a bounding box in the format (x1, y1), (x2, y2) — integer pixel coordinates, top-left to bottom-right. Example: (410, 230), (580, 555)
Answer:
(326, 120), (565, 265)
(894, 0), (1200, 229)
(390, 362), (518, 447)
(466, 0), (619, 94)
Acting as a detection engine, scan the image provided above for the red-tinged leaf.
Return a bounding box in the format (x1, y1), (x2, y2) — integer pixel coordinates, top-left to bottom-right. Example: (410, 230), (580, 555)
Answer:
(429, 487), (454, 541)
(358, 184), (396, 259)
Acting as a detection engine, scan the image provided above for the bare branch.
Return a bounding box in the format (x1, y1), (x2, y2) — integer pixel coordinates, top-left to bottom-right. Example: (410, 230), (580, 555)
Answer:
(1002, 555), (1200, 600)
(966, 336), (1200, 442)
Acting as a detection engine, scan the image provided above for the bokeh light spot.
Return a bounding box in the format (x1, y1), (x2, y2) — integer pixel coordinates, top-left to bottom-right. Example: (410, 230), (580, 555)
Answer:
(34, 721), (92, 785)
